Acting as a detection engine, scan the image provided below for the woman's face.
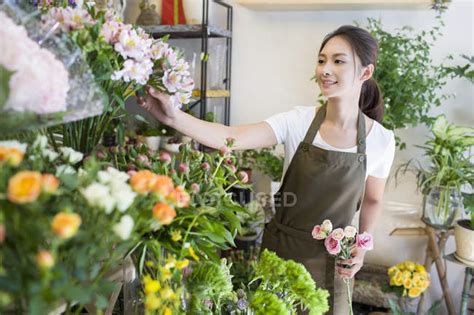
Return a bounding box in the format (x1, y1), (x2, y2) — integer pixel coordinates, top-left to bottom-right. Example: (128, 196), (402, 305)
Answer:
(316, 36), (369, 99)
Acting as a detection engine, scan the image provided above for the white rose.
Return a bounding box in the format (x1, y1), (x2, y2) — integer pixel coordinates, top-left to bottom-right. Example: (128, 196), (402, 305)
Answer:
(43, 149), (59, 162)
(81, 182), (115, 214)
(98, 167), (129, 185)
(321, 219), (333, 233)
(32, 135), (48, 151)
(344, 226), (357, 238)
(56, 164), (76, 176)
(112, 186), (136, 212)
(331, 228), (345, 241)
(60, 147), (83, 164)
(113, 215), (134, 240)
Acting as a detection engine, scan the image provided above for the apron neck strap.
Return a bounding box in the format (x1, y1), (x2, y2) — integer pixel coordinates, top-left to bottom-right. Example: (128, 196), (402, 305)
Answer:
(303, 105), (367, 154)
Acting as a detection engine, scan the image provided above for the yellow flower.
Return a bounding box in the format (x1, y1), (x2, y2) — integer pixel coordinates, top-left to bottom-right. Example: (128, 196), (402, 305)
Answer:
(405, 261), (415, 272)
(146, 261), (155, 268)
(176, 259), (189, 270)
(393, 273), (403, 286)
(160, 287), (175, 300)
(145, 294), (161, 311)
(51, 212), (82, 239)
(396, 262), (405, 270)
(145, 279), (161, 294)
(408, 287), (423, 298)
(421, 279), (431, 289)
(164, 255), (176, 269)
(188, 246), (199, 261)
(401, 271), (411, 281)
(415, 264), (426, 273)
(160, 267), (172, 281)
(0, 147), (24, 167)
(403, 278), (413, 289)
(163, 307), (172, 315)
(36, 250), (55, 270)
(171, 230), (182, 242)
(388, 266), (399, 277)
(7, 171), (42, 204)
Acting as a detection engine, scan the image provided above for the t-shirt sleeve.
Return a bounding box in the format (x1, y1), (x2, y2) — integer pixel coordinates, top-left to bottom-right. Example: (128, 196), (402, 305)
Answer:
(264, 108), (301, 145)
(369, 131), (396, 179)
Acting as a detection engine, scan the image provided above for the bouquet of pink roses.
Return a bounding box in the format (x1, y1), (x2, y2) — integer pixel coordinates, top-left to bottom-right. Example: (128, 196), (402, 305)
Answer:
(312, 219), (374, 315)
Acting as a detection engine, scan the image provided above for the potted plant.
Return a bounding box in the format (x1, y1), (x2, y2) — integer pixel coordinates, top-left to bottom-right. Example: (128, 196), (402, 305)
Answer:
(455, 193), (474, 264)
(398, 115), (473, 229)
(142, 127), (163, 151)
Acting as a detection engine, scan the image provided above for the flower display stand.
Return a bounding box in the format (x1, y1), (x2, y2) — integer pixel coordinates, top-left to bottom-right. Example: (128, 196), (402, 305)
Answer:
(390, 225), (456, 315)
(444, 253), (474, 315)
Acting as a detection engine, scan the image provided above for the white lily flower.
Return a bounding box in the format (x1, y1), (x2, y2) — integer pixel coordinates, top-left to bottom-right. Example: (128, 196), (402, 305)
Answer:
(113, 215), (134, 240)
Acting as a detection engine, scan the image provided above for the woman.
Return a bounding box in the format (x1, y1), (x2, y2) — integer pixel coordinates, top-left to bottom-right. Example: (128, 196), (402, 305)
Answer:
(139, 25), (395, 314)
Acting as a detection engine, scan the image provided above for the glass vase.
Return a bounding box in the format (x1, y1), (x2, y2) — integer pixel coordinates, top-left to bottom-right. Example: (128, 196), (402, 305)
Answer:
(422, 186), (463, 229)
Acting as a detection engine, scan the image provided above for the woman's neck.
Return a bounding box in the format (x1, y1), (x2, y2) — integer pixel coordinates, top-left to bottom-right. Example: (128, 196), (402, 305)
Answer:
(325, 97), (360, 130)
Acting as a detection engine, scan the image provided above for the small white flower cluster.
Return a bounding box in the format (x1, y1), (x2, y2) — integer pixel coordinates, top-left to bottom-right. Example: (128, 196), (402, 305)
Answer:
(0, 12), (69, 114)
(42, 6), (95, 32)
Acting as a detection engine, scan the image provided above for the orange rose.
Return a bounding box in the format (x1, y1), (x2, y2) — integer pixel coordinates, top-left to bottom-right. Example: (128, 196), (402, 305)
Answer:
(168, 186), (190, 208)
(7, 171), (42, 204)
(36, 250), (55, 270)
(151, 175), (174, 198)
(51, 212), (81, 239)
(152, 203), (176, 225)
(41, 174), (59, 194)
(130, 170), (156, 193)
(0, 147), (24, 167)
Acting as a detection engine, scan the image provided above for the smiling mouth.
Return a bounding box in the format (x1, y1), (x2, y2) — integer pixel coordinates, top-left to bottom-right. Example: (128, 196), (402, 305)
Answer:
(321, 80), (337, 87)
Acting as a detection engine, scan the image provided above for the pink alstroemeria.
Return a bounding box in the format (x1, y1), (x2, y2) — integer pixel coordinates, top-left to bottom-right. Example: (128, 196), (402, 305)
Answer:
(311, 225), (327, 240)
(356, 232), (374, 251)
(324, 234), (341, 255)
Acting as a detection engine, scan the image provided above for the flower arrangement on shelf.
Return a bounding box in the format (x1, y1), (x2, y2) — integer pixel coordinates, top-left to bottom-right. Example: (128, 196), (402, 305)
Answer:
(38, 1), (194, 153)
(312, 219), (374, 315)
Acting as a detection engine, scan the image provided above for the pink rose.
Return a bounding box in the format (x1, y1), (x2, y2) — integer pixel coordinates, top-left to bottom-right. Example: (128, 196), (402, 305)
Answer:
(324, 234), (341, 255)
(237, 171), (249, 184)
(312, 225), (327, 240)
(331, 228), (345, 241)
(356, 232), (374, 251)
(159, 151), (172, 163)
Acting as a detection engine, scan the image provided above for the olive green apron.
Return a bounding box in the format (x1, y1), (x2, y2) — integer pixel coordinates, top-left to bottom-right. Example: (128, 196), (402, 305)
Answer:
(261, 105), (367, 315)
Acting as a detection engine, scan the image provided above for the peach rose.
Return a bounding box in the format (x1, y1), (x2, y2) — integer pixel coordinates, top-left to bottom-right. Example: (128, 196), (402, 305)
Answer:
(0, 147), (24, 166)
(7, 171), (42, 204)
(151, 175), (174, 198)
(152, 203), (176, 225)
(36, 250), (55, 270)
(51, 212), (82, 239)
(130, 170), (156, 193)
(168, 185), (190, 208)
(41, 173), (59, 194)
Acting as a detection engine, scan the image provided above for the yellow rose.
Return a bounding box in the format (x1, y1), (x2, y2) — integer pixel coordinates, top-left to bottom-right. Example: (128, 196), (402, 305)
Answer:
(394, 273), (403, 286)
(401, 271), (411, 281)
(145, 294), (161, 311)
(405, 261), (416, 272)
(408, 287), (423, 298)
(421, 279), (431, 289)
(415, 264), (426, 273)
(388, 266), (399, 277)
(396, 262), (405, 270)
(413, 278), (423, 288)
(163, 307), (172, 315)
(36, 250), (55, 270)
(0, 147), (24, 167)
(403, 278), (413, 289)
(51, 212), (81, 239)
(7, 171), (42, 204)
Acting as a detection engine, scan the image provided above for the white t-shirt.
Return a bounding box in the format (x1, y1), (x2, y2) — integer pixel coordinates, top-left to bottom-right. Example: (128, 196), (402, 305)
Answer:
(264, 106), (396, 180)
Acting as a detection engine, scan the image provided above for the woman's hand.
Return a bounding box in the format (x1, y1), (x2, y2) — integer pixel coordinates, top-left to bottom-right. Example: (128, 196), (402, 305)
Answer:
(137, 86), (177, 125)
(335, 247), (367, 279)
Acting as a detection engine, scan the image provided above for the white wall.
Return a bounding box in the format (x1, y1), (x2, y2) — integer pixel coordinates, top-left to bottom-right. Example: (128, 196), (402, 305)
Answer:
(227, 0), (473, 313)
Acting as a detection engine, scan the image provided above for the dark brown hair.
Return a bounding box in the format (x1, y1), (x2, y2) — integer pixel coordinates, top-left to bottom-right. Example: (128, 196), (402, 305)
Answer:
(319, 25), (384, 122)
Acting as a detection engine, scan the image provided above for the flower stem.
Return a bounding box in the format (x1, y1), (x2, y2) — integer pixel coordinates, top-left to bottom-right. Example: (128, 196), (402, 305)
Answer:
(344, 278), (353, 315)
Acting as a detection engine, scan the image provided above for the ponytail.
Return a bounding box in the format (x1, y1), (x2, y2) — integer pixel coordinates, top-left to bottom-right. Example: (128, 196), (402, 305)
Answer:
(359, 78), (384, 123)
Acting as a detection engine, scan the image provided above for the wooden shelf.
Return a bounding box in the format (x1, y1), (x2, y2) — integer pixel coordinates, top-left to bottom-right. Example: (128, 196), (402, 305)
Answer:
(192, 90), (230, 98)
(141, 24), (232, 39)
(238, 0), (435, 10)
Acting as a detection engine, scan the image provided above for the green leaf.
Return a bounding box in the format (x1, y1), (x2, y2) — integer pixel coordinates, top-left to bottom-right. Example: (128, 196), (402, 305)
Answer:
(0, 65), (14, 109)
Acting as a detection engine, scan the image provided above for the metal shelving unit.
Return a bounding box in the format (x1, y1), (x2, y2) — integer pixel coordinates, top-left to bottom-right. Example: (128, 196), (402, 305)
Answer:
(143, 0), (233, 125)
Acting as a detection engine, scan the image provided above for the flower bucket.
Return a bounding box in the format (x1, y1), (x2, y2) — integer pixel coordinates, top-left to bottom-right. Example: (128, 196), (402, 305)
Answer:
(422, 186), (463, 229)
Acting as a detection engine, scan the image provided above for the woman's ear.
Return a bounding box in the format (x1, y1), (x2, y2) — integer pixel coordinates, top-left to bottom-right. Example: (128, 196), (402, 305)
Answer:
(360, 64), (374, 82)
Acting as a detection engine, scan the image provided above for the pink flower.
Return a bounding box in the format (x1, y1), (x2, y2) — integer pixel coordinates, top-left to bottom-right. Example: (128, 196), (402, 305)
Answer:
(331, 228), (345, 241)
(114, 29), (151, 61)
(201, 162), (210, 171)
(321, 219), (333, 234)
(162, 70), (180, 93)
(344, 226), (357, 238)
(159, 152), (172, 163)
(190, 183), (200, 193)
(237, 171), (249, 184)
(178, 163), (189, 174)
(356, 232), (374, 251)
(311, 225), (327, 240)
(324, 234), (341, 255)
(111, 59), (153, 85)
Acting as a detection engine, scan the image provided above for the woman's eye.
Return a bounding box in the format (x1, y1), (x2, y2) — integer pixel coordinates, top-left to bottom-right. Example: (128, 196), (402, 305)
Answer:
(318, 60), (325, 64)
(335, 60), (345, 64)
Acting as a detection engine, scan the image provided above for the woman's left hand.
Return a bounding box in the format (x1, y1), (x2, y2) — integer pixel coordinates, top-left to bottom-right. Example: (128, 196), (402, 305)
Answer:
(336, 247), (367, 279)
